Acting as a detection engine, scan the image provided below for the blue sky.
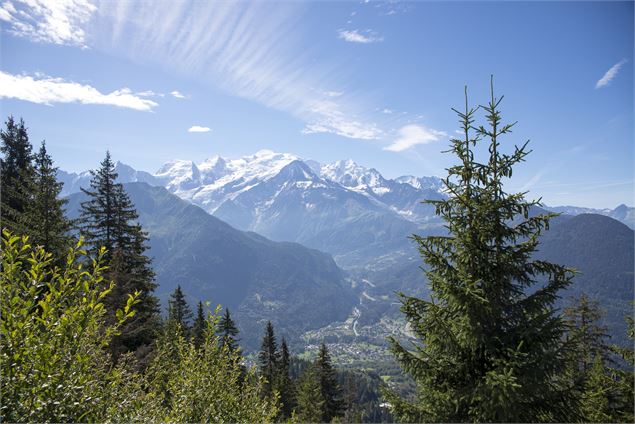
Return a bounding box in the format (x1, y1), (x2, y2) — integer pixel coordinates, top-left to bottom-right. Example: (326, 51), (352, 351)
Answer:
(1, 0), (632, 208)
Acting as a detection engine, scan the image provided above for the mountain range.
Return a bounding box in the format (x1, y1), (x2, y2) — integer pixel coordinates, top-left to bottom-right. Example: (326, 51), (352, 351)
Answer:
(58, 151), (633, 269)
(60, 150), (634, 350)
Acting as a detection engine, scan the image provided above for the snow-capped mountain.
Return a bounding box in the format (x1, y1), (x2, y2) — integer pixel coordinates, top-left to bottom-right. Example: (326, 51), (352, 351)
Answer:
(59, 150), (447, 268)
(59, 150), (634, 269)
(545, 204), (635, 229)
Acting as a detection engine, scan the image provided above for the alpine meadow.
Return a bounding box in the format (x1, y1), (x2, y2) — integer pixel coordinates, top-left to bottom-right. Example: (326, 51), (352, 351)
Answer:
(1, 1), (633, 423)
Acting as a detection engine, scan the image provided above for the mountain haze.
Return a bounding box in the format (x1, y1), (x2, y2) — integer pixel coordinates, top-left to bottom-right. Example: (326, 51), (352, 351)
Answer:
(66, 183), (357, 351)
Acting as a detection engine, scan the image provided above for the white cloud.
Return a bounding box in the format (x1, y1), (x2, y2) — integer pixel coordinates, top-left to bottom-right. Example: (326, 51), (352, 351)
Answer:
(0, 71), (158, 111)
(0, 0), (96, 47)
(338, 29), (383, 44)
(302, 99), (382, 140)
(595, 59), (627, 89)
(188, 125), (211, 133)
(137, 90), (164, 97)
(171, 90), (187, 99)
(384, 124), (446, 152)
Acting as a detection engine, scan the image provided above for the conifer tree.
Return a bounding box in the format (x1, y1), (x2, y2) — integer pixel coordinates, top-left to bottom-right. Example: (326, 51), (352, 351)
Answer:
(21, 141), (72, 263)
(276, 337), (296, 419)
(294, 365), (325, 423)
(192, 301), (206, 348)
(168, 285), (193, 333)
(80, 151), (160, 362)
(563, 294), (611, 383)
(0, 116), (33, 233)
(217, 307), (240, 352)
(386, 80), (577, 422)
(316, 342), (343, 422)
(80, 152), (118, 259)
(258, 321), (279, 399)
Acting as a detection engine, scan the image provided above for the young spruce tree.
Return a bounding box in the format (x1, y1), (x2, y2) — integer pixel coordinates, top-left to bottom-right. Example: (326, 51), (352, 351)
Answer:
(386, 79), (577, 422)
(168, 285), (193, 333)
(276, 337), (296, 419)
(217, 307), (240, 352)
(316, 342), (343, 422)
(259, 321), (279, 399)
(192, 301), (206, 348)
(294, 365), (325, 423)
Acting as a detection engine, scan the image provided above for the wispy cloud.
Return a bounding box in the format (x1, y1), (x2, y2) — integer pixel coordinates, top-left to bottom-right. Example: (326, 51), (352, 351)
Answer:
(171, 90), (187, 99)
(89, 1), (386, 141)
(7, 1), (426, 143)
(188, 125), (211, 133)
(384, 124), (446, 152)
(302, 99), (382, 139)
(337, 29), (383, 44)
(0, 71), (158, 111)
(0, 0), (96, 47)
(520, 171), (545, 192)
(595, 59), (627, 89)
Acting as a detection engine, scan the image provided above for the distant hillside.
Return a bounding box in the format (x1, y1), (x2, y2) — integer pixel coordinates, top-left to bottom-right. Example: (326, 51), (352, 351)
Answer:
(349, 213), (634, 346)
(66, 182), (357, 351)
(536, 213), (634, 345)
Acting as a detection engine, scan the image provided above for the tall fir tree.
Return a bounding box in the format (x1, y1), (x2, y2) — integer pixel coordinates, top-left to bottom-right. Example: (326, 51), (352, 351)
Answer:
(0, 116), (33, 234)
(80, 151), (160, 363)
(192, 301), (206, 348)
(294, 365), (325, 423)
(276, 337), (296, 419)
(80, 152), (118, 259)
(258, 321), (279, 399)
(21, 141), (72, 263)
(386, 80), (577, 422)
(316, 342), (343, 422)
(216, 307), (240, 353)
(168, 285), (193, 333)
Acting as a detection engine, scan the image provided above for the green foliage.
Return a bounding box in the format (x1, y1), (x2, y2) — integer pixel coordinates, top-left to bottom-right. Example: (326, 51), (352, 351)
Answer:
(387, 80), (577, 422)
(564, 294), (611, 385)
(192, 300), (206, 348)
(0, 231), (279, 422)
(563, 297), (634, 423)
(0, 116), (34, 234)
(259, 321), (280, 399)
(217, 306), (240, 353)
(80, 151), (160, 362)
(21, 141), (73, 265)
(168, 284), (193, 333)
(276, 337), (296, 419)
(144, 315), (278, 423)
(0, 231), (139, 422)
(316, 342), (344, 422)
(293, 365), (325, 423)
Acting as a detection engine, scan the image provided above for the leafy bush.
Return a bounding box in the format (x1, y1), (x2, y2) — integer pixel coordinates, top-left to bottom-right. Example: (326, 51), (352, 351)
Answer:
(1, 231), (278, 422)
(0, 231), (140, 422)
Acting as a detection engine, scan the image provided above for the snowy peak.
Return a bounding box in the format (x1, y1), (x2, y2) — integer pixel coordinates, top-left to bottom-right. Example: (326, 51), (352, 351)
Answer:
(321, 159), (390, 196)
(276, 160), (320, 182)
(155, 159), (201, 191)
(396, 175), (444, 192)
